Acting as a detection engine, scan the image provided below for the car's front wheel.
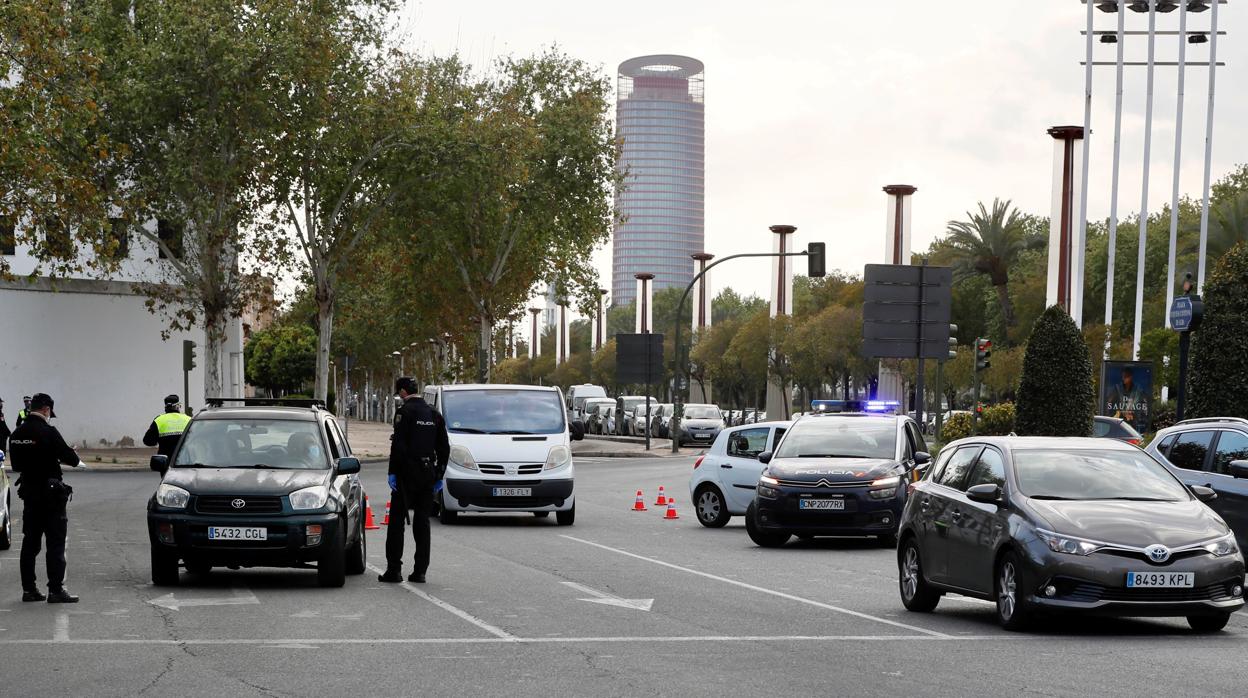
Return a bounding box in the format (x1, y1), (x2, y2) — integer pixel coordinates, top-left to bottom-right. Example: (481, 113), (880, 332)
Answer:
(151, 546), (180, 587)
(345, 520), (366, 575)
(1188, 613), (1232, 633)
(0, 505), (11, 551)
(745, 502), (790, 548)
(898, 539), (940, 612)
(556, 503), (576, 526)
(317, 523), (346, 588)
(996, 551), (1032, 631)
(694, 485), (730, 528)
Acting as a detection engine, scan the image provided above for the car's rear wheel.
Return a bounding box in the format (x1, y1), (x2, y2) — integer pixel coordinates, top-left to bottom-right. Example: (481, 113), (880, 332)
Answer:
(1188, 613), (1232, 633)
(556, 503), (576, 526)
(694, 485), (730, 528)
(745, 502), (790, 548)
(345, 520), (366, 576)
(996, 551), (1032, 631)
(898, 539), (940, 612)
(317, 523), (346, 588)
(151, 547), (180, 586)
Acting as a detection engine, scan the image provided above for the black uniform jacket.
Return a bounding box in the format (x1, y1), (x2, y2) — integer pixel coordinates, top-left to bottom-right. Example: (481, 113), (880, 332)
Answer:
(388, 396), (450, 491)
(8, 413), (80, 498)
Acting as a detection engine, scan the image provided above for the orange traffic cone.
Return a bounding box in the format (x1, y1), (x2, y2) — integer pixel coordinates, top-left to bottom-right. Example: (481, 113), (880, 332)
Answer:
(364, 496), (381, 530)
(382, 500), (392, 526)
(654, 486), (667, 507)
(631, 490), (648, 512)
(663, 497), (680, 520)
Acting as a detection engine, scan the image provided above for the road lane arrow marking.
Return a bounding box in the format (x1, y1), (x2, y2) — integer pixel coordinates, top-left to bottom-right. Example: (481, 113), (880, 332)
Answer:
(147, 586), (258, 611)
(562, 582), (653, 612)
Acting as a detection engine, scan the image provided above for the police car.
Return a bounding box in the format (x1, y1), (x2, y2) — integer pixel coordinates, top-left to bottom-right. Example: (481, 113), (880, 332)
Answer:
(146, 398), (366, 587)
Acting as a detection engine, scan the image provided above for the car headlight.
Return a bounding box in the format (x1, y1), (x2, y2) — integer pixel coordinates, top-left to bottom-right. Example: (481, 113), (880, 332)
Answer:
(757, 484), (779, 499)
(868, 475), (901, 499)
(155, 484), (190, 509)
(449, 445), (477, 471)
(544, 445), (572, 471)
(1203, 533), (1239, 557)
(1037, 529), (1102, 556)
(289, 485), (329, 511)
(759, 474), (779, 486)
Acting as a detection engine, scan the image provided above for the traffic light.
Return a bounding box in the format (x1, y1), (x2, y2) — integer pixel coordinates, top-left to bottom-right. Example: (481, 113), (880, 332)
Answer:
(975, 337), (992, 372)
(947, 324), (958, 359)
(183, 340), (197, 372)
(807, 242), (826, 278)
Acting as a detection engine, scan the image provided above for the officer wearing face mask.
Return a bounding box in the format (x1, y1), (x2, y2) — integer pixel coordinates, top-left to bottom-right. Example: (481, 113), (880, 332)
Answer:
(8, 393), (83, 603)
(378, 377), (449, 585)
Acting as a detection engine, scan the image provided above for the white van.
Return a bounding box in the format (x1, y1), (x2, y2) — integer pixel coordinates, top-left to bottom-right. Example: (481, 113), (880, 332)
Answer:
(428, 384), (583, 525)
(565, 384), (607, 427)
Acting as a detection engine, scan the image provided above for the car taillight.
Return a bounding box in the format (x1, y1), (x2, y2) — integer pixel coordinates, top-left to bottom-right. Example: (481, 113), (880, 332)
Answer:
(1128, 438), (1142, 446)
(693, 456), (705, 469)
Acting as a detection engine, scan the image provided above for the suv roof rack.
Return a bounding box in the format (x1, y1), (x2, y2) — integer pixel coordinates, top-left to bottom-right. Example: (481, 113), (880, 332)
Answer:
(205, 397), (325, 410)
(1175, 416), (1248, 427)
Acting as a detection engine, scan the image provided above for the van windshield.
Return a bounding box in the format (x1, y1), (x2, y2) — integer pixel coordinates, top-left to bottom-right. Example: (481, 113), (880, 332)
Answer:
(441, 389), (567, 435)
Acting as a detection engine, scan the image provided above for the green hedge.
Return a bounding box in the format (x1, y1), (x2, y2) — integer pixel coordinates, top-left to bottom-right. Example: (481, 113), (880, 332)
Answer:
(1190, 242), (1248, 418)
(1016, 305), (1094, 436)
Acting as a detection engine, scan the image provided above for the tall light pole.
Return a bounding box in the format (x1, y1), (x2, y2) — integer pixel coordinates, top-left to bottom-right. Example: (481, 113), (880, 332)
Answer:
(1196, 0), (1221, 290)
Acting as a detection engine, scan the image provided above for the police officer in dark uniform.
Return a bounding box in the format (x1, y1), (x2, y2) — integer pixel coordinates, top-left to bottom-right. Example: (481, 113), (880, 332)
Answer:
(142, 395), (190, 474)
(8, 393), (83, 603)
(379, 377), (449, 584)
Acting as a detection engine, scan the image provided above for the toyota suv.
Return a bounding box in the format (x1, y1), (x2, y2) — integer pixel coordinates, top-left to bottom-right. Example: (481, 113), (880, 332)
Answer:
(146, 399), (366, 588)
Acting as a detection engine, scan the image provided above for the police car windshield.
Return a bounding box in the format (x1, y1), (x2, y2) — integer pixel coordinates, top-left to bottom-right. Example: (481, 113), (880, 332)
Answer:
(172, 419), (329, 470)
(441, 389), (566, 435)
(773, 419), (896, 460)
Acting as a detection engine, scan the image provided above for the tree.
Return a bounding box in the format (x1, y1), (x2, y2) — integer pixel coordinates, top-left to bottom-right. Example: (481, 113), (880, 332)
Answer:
(711, 288), (767, 325)
(244, 324), (317, 396)
(591, 340), (618, 394)
(1189, 242), (1248, 418)
(411, 51), (619, 383)
(1016, 306), (1095, 436)
(940, 199), (1029, 330)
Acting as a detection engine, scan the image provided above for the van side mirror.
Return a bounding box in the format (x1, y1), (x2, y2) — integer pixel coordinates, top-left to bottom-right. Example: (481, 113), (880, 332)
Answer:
(966, 483), (1003, 506)
(1230, 460), (1248, 480)
(1189, 484), (1218, 502)
(570, 422), (585, 441)
(335, 457), (361, 475)
(758, 451), (773, 464)
(150, 455), (168, 473)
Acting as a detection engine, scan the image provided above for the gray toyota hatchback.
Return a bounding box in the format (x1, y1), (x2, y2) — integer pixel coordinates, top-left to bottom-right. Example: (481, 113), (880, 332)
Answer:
(897, 436), (1245, 631)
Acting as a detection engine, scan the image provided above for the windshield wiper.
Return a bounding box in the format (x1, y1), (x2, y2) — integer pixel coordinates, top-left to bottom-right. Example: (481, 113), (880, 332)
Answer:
(449, 427), (487, 434)
(223, 463), (279, 469)
(1028, 495), (1082, 500)
(1098, 496), (1179, 502)
(800, 454), (870, 459)
(493, 430), (535, 435)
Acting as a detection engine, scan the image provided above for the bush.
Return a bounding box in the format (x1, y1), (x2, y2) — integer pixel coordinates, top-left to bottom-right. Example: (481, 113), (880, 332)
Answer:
(941, 412), (973, 442)
(1189, 242), (1248, 418)
(980, 402), (1016, 436)
(1016, 305), (1095, 436)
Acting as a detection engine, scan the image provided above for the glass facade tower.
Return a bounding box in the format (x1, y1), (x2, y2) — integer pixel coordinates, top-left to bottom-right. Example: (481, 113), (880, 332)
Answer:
(611, 55), (705, 308)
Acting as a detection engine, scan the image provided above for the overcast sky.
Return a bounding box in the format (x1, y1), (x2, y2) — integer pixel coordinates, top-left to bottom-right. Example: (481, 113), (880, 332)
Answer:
(396, 0), (1246, 310)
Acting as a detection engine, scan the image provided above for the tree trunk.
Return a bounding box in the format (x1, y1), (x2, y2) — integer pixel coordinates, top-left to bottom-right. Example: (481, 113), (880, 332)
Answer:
(315, 279), (334, 402)
(478, 313), (493, 383)
(203, 311), (227, 401)
(995, 282), (1016, 328)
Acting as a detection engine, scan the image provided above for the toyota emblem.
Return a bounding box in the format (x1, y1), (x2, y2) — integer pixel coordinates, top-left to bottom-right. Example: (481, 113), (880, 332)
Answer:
(1145, 544), (1171, 563)
(231, 498), (247, 509)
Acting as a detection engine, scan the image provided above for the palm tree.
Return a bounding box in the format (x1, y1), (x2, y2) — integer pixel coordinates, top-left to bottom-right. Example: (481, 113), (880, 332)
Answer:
(943, 198), (1027, 328)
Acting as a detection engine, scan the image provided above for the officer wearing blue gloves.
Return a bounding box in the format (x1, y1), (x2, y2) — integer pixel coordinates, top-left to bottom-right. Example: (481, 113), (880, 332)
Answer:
(379, 377), (449, 584)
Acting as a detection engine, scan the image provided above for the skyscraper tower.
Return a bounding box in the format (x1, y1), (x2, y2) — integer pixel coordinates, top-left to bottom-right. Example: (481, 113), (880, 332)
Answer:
(611, 55), (705, 308)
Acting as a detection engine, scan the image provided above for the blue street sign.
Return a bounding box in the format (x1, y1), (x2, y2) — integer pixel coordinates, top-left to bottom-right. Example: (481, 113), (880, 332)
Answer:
(1170, 296), (1194, 332)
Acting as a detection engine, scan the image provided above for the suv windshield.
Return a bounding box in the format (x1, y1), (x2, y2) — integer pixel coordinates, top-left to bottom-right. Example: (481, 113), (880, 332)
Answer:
(684, 406), (720, 420)
(442, 389), (566, 435)
(773, 418), (896, 459)
(1014, 449), (1189, 501)
(173, 419), (328, 470)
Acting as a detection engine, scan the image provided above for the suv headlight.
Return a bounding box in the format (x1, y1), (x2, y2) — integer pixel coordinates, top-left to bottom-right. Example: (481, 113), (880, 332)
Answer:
(544, 445), (572, 471)
(1203, 533), (1239, 557)
(289, 485), (329, 511)
(155, 484), (190, 509)
(1037, 529), (1102, 556)
(449, 445), (477, 471)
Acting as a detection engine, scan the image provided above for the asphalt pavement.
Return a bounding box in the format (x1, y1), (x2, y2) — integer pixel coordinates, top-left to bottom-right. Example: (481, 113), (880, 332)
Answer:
(3, 458), (1248, 696)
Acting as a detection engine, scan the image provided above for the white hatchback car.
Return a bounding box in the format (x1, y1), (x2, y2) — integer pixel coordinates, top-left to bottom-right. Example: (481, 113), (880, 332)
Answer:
(688, 421), (792, 528)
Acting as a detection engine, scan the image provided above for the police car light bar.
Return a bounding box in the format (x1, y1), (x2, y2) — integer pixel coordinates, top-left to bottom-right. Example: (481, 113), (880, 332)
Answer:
(864, 401), (901, 413)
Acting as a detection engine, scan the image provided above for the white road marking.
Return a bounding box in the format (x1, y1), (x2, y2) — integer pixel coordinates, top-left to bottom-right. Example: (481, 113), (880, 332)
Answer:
(561, 581), (653, 612)
(147, 586), (258, 611)
(53, 612), (69, 642)
(365, 563), (517, 640)
(0, 634), (1031, 646)
(560, 535), (952, 638)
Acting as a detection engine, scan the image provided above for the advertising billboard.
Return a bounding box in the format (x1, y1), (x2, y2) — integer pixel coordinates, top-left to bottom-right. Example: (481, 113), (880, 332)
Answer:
(1100, 361), (1153, 434)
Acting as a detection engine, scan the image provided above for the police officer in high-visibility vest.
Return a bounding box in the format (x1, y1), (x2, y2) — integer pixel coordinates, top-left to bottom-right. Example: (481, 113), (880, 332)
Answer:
(15, 395), (31, 429)
(143, 395), (189, 475)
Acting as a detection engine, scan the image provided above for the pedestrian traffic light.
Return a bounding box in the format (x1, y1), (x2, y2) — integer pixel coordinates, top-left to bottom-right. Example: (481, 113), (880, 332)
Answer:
(183, 340), (197, 372)
(947, 324), (958, 359)
(807, 242), (826, 278)
(975, 338), (992, 372)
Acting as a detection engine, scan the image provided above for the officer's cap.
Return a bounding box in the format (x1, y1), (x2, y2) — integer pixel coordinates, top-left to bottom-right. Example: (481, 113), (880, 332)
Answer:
(164, 394), (181, 406)
(394, 377), (418, 395)
(29, 393), (56, 418)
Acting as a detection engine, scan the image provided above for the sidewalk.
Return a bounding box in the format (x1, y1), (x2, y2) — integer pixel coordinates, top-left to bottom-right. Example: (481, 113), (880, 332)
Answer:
(338, 420), (693, 459)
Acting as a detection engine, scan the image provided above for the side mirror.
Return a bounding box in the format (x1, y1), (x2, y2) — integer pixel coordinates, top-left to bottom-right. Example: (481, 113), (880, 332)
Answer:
(913, 451), (931, 466)
(758, 451), (773, 464)
(150, 455), (168, 473)
(1230, 460), (1248, 480)
(966, 483), (1003, 506)
(1190, 484), (1218, 502)
(335, 457), (361, 475)
(569, 422), (585, 441)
